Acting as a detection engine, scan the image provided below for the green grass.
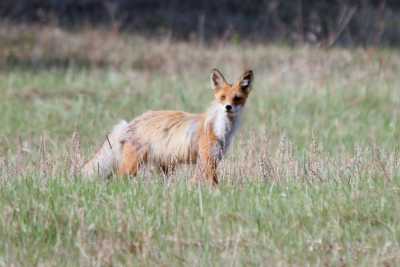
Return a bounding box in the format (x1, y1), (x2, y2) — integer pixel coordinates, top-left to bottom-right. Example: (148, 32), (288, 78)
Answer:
(1, 177), (399, 266)
(0, 26), (400, 266)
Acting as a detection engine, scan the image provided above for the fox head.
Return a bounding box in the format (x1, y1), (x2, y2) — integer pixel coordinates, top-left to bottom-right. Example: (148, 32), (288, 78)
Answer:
(210, 68), (254, 116)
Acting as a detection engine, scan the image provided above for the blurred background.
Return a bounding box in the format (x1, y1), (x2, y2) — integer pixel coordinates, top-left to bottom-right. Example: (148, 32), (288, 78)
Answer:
(1, 0), (399, 70)
(1, 0), (399, 46)
(0, 0), (399, 164)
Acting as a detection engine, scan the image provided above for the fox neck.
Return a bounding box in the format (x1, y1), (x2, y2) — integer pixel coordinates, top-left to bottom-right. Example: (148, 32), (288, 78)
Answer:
(205, 101), (242, 151)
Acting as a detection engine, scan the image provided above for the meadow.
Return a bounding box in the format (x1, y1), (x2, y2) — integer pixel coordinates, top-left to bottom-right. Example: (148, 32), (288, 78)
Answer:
(0, 25), (400, 266)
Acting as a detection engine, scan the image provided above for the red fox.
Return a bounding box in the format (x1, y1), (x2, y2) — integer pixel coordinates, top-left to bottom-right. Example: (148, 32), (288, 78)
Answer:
(82, 69), (254, 185)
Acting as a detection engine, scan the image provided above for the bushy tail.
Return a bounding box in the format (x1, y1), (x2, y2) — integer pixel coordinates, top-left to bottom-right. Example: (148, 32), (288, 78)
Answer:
(81, 120), (128, 178)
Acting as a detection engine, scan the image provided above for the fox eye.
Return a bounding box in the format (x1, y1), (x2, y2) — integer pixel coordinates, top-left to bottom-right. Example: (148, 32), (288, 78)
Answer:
(233, 96), (243, 102)
(220, 95), (226, 101)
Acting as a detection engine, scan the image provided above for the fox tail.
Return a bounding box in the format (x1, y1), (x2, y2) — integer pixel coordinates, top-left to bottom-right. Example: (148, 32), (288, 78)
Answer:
(81, 120), (128, 178)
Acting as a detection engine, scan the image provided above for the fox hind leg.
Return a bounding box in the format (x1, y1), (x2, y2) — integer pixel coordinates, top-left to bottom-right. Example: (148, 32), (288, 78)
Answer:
(118, 142), (144, 177)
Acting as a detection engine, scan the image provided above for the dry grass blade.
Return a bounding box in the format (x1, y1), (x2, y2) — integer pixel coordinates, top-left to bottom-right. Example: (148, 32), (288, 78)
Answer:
(69, 131), (83, 178)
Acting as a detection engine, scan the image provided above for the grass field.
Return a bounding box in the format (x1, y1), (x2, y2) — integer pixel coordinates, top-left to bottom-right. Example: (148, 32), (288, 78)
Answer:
(0, 25), (400, 266)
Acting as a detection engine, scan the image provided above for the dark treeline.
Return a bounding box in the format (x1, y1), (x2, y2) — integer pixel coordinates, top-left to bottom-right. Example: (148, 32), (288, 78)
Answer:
(1, 0), (400, 46)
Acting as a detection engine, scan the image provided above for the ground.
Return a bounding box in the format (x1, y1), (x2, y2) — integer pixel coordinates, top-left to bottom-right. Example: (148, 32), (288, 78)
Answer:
(0, 25), (399, 266)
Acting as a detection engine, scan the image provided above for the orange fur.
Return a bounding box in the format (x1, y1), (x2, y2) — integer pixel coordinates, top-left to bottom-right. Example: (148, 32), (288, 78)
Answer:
(118, 142), (140, 176)
(82, 69), (254, 185)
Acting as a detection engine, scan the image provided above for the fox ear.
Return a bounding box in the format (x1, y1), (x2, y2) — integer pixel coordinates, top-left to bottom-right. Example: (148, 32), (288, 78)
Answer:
(239, 70), (254, 93)
(210, 68), (227, 91)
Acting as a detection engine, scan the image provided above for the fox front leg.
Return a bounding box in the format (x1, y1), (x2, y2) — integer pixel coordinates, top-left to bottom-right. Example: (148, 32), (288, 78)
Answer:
(193, 138), (222, 185)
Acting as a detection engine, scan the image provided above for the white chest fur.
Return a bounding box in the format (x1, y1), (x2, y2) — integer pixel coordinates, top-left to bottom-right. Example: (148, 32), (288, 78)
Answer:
(207, 103), (241, 153)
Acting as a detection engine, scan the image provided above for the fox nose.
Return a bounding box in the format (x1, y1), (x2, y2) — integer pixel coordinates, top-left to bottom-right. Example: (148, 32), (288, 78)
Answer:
(225, 105), (232, 112)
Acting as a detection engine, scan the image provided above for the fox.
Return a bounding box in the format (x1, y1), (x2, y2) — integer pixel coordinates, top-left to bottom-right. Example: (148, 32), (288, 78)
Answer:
(82, 68), (254, 185)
